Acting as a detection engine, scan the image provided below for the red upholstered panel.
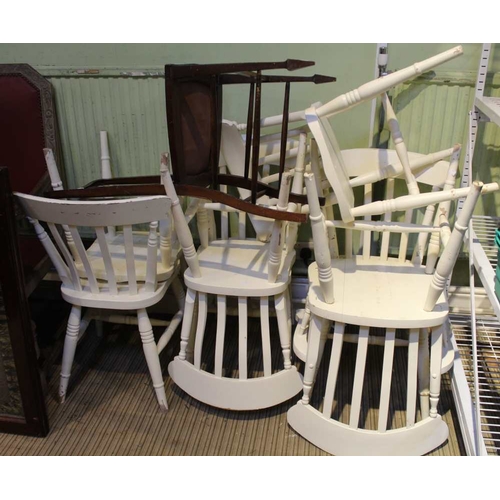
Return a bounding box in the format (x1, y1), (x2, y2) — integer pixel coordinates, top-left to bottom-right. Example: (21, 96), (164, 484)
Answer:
(0, 75), (46, 194)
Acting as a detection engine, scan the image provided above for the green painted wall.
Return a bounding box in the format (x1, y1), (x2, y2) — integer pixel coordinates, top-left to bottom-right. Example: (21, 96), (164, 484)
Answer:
(1, 43), (498, 196)
(0, 42), (485, 149)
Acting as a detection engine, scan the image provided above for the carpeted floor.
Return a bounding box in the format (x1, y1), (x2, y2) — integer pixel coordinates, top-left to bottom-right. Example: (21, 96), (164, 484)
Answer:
(0, 314), (465, 455)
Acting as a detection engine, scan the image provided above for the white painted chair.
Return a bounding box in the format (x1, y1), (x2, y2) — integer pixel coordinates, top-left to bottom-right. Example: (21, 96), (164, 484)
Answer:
(15, 193), (182, 412)
(161, 140), (307, 410)
(290, 56), (490, 370)
(293, 102), (464, 369)
(43, 133), (185, 337)
(286, 170), (494, 455)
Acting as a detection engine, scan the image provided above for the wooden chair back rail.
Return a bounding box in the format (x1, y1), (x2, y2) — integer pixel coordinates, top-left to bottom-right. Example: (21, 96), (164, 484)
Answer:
(45, 183), (307, 223)
(278, 82), (291, 186)
(250, 70), (262, 203)
(243, 82), (255, 180)
(81, 173), (319, 207)
(325, 220), (440, 234)
(349, 182), (498, 218)
(15, 194), (171, 297)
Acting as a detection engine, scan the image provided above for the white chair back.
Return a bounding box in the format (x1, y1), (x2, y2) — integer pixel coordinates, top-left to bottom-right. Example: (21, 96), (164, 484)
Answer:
(15, 194), (172, 297)
(160, 151), (300, 284)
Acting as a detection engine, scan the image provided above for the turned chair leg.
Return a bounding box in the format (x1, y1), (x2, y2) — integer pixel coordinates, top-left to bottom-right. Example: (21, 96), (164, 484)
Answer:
(59, 305), (82, 403)
(418, 327), (431, 419)
(172, 275), (186, 312)
(302, 315), (330, 404)
(430, 324), (444, 418)
(275, 292), (292, 369)
(179, 288), (196, 362)
(137, 308), (168, 412)
(296, 298), (311, 339)
(94, 319), (104, 339)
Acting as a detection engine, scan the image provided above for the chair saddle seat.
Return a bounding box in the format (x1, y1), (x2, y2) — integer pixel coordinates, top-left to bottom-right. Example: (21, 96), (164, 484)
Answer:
(307, 256), (448, 328)
(61, 279), (170, 310)
(183, 239), (296, 296)
(76, 232), (177, 282)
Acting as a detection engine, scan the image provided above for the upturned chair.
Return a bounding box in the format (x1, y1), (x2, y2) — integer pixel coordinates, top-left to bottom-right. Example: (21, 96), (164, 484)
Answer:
(292, 92), (464, 368)
(292, 142), (463, 364)
(287, 47), (472, 368)
(165, 59), (334, 204)
(15, 193), (182, 411)
(161, 143), (307, 410)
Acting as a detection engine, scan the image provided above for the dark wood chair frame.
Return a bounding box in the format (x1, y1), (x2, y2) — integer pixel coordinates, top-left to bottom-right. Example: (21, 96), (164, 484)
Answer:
(47, 59), (335, 223)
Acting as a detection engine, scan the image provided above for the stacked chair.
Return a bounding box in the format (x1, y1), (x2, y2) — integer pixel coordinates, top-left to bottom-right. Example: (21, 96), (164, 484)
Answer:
(162, 152), (305, 410)
(161, 61), (330, 410)
(281, 48), (499, 455)
(43, 133), (186, 339)
(15, 46), (500, 455)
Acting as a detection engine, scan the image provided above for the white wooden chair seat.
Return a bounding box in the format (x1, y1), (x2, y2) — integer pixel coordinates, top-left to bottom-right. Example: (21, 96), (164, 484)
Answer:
(341, 148), (451, 180)
(79, 231), (177, 282)
(307, 257), (448, 328)
(183, 239), (295, 296)
(61, 278), (171, 310)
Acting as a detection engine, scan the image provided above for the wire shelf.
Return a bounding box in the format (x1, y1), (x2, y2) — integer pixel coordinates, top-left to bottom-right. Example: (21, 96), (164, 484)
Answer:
(450, 313), (500, 455)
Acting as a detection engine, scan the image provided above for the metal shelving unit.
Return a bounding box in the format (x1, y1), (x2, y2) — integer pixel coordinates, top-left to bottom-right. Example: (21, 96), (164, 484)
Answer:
(451, 313), (500, 455)
(452, 43), (500, 455)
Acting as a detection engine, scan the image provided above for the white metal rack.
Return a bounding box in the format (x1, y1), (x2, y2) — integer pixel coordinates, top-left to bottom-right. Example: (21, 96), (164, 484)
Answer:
(452, 43), (500, 455)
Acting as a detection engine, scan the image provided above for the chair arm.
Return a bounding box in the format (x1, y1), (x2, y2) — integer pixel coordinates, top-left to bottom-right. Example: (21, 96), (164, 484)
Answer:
(351, 182), (499, 218)
(325, 220), (440, 234)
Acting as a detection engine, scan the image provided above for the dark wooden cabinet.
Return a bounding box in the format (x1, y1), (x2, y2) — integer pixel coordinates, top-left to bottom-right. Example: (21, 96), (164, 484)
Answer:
(0, 168), (49, 436)
(0, 64), (64, 437)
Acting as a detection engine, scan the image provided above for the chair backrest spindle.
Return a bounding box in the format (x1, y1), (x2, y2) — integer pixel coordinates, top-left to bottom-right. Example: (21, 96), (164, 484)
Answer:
(94, 226), (118, 294)
(423, 181), (483, 311)
(160, 154), (202, 279)
(304, 173), (334, 303)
